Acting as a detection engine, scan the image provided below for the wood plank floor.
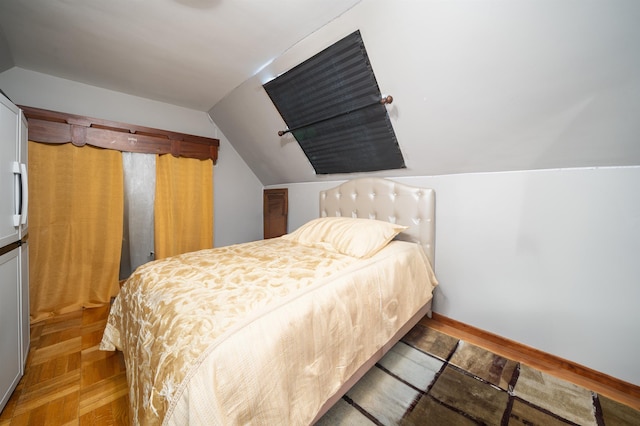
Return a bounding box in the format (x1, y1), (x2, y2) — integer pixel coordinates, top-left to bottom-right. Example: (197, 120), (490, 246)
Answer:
(2, 305), (639, 424)
(0, 305), (129, 426)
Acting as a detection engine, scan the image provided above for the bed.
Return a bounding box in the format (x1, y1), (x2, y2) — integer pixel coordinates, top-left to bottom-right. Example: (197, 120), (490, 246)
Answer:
(100, 177), (438, 425)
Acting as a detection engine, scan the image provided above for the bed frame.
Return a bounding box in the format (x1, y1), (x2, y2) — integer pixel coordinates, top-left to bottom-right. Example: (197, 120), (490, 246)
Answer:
(312, 177), (436, 423)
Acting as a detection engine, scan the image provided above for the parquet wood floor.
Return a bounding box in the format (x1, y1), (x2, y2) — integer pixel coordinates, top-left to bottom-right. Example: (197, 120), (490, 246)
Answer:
(2, 305), (638, 424)
(0, 305), (129, 426)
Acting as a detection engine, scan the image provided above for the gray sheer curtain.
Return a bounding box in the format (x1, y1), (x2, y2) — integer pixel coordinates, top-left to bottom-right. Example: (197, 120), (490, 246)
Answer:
(119, 152), (156, 280)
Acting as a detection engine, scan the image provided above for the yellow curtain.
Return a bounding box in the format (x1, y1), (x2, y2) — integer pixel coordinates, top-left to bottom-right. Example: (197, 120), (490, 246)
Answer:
(28, 142), (124, 323)
(154, 154), (213, 259)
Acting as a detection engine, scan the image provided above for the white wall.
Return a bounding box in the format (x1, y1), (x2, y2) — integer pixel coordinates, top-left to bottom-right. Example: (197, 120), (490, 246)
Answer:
(0, 67), (263, 247)
(267, 166), (640, 386)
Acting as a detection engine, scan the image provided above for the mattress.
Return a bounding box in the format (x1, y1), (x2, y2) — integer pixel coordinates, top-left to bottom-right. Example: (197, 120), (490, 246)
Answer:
(100, 237), (437, 425)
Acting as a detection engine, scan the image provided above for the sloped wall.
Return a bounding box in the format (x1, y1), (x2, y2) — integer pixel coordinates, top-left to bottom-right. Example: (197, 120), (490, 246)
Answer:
(212, 0), (640, 185)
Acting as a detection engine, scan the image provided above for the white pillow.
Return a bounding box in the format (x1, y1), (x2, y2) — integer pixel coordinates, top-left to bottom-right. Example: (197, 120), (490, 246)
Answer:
(282, 217), (407, 258)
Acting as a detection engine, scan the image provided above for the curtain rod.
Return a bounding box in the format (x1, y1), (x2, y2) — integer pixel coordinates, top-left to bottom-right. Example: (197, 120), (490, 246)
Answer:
(277, 95), (393, 137)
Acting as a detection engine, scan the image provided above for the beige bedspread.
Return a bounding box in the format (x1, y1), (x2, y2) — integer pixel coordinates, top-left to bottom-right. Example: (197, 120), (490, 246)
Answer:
(100, 237), (437, 425)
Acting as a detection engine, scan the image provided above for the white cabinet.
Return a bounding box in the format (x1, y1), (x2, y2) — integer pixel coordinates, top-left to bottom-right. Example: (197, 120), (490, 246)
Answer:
(0, 94), (19, 249)
(18, 111), (28, 239)
(0, 249), (22, 411)
(0, 92), (28, 413)
(20, 239), (29, 370)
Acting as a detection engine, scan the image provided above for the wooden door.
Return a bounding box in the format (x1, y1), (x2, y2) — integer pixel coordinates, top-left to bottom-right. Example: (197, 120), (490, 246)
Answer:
(263, 189), (288, 239)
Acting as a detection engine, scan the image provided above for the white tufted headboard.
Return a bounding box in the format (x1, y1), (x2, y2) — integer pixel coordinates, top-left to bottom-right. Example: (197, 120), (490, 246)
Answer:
(319, 178), (435, 268)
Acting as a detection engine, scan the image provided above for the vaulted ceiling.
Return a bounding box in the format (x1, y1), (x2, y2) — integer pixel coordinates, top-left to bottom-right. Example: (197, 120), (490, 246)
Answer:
(1, 0), (639, 185)
(0, 0), (360, 110)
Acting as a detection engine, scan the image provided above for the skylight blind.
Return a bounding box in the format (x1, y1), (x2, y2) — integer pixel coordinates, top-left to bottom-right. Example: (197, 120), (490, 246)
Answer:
(264, 30), (405, 175)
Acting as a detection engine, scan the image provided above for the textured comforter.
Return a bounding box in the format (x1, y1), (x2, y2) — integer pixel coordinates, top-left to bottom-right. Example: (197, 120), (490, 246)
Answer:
(100, 237), (437, 425)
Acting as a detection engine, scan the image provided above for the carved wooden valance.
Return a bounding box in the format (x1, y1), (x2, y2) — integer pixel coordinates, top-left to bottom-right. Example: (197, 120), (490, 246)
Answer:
(20, 106), (219, 163)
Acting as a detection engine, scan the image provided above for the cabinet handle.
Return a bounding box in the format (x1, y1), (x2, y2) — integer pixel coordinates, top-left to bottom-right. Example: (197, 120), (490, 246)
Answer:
(20, 163), (28, 225)
(12, 161), (21, 227)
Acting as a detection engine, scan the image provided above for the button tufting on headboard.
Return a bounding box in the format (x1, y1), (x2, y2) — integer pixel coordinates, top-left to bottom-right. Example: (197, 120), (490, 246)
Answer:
(319, 178), (436, 268)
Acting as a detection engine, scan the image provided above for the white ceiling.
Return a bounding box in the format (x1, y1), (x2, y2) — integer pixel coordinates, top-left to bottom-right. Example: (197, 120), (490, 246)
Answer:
(0, 0), (360, 111)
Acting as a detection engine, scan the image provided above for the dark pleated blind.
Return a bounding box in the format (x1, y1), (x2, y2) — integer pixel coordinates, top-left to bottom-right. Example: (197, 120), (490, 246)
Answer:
(264, 30), (405, 175)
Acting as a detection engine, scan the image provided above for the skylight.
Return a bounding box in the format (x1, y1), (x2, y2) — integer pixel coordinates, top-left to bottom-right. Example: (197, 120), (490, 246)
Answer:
(263, 30), (405, 175)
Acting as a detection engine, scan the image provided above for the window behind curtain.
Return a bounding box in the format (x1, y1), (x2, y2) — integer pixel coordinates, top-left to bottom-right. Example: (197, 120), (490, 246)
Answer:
(119, 152), (156, 280)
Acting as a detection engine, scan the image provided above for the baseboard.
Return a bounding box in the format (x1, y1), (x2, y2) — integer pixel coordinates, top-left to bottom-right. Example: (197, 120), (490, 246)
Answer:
(422, 312), (640, 410)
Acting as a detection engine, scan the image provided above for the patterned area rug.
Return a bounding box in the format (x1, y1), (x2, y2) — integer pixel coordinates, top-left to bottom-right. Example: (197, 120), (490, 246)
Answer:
(315, 323), (640, 425)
